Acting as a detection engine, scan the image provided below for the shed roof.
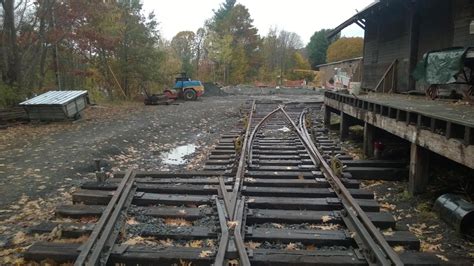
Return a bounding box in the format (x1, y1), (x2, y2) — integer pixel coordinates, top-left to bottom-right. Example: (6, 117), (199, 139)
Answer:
(316, 57), (363, 69)
(20, 90), (88, 105)
(328, 0), (381, 39)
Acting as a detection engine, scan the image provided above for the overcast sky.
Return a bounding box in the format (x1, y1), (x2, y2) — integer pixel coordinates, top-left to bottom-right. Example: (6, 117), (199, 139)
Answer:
(142, 0), (374, 45)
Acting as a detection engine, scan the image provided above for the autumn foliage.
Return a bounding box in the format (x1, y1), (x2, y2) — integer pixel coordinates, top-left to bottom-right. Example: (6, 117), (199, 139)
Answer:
(0, 0), (315, 107)
(326, 37), (364, 63)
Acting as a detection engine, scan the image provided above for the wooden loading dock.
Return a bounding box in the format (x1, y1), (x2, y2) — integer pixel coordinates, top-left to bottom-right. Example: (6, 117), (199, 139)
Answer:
(324, 91), (474, 195)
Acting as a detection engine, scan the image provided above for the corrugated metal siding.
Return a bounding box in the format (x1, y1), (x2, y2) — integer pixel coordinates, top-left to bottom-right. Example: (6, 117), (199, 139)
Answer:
(20, 90), (88, 105)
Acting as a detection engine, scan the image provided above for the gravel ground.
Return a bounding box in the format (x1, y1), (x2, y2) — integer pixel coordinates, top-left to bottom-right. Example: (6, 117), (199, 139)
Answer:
(0, 96), (244, 258)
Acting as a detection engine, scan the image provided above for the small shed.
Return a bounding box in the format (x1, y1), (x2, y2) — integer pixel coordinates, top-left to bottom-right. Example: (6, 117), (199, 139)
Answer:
(316, 57), (363, 89)
(20, 90), (89, 121)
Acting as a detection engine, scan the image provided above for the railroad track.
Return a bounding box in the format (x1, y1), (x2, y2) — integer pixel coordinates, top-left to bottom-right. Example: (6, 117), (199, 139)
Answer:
(24, 100), (440, 265)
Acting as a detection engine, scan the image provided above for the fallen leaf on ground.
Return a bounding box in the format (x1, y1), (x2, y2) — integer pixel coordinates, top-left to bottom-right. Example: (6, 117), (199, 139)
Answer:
(228, 259), (239, 266)
(421, 242), (443, 253)
(321, 215), (332, 223)
(436, 255), (449, 262)
(246, 241), (261, 249)
(126, 217), (139, 225)
(159, 239), (175, 247)
(206, 239), (215, 248)
(227, 221), (238, 229)
(199, 250), (212, 258)
(382, 228), (394, 236)
(286, 242), (298, 250)
(164, 218), (191, 226)
(179, 259), (192, 266)
(187, 240), (203, 248)
(309, 224), (340, 231)
(271, 223), (284, 229)
(393, 246), (405, 253)
(380, 202), (396, 211)
(123, 236), (156, 246)
(12, 231), (27, 245)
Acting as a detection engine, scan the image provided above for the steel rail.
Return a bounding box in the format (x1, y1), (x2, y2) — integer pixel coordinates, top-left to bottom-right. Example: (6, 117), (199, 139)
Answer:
(233, 197), (250, 266)
(214, 198), (230, 266)
(215, 176), (251, 266)
(290, 108), (403, 266)
(214, 101), (255, 266)
(75, 169), (136, 266)
(244, 105), (402, 265)
(230, 100), (255, 218)
(246, 105), (284, 166)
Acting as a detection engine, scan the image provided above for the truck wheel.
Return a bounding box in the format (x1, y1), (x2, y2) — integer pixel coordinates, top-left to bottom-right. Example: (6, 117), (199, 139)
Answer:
(184, 89), (197, 101)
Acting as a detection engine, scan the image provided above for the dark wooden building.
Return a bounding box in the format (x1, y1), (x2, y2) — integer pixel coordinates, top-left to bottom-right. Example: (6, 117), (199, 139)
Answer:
(329, 0), (474, 92)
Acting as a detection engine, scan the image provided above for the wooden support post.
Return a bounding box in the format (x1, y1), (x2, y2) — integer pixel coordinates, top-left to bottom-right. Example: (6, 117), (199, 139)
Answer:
(324, 105), (331, 127)
(363, 122), (375, 158)
(340, 112), (350, 141)
(409, 143), (430, 195)
(465, 127), (473, 146)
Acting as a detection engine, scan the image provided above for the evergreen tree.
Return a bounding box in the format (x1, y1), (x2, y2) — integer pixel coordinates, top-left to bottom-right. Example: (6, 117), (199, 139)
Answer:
(306, 29), (339, 69)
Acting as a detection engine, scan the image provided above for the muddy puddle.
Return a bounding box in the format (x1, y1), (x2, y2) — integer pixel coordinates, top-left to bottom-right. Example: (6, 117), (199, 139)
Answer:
(160, 144), (197, 165)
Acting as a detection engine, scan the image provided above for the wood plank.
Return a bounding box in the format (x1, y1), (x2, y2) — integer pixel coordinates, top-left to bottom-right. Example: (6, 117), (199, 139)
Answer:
(250, 166), (318, 172)
(208, 154), (235, 160)
(131, 177), (234, 185)
(252, 160), (304, 166)
(246, 171), (321, 179)
(246, 228), (352, 246)
(72, 190), (212, 206)
(342, 160), (406, 168)
(248, 220), (411, 250)
(56, 205), (105, 217)
(246, 196), (379, 212)
(252, 150), (303, 155)
(140, 226), (216, 239)
(246, 209), (395, 229)
(114, 171), (232, 178)
(345, 167), (408, 180)
(134, 193), (212, 206)
(254, 145), (304, 150)
(250, 248), (366, 265)
(81, 182), (230, 193)
(56, 205), (211, 220)
(135, 206), (212, 220)
(29, 222), (94, 238)
(243, 178), (330, 188)
(205, 159), (233, 165)
(242, 186), (373, 199)
(24, 243), (214, 265)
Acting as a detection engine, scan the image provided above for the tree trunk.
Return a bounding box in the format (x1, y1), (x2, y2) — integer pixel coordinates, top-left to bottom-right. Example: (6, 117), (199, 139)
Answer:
(1, 0), (21, 86)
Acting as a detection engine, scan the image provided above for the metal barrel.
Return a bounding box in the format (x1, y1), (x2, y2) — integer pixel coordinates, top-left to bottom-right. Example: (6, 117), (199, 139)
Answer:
(433, 193), (474, 236)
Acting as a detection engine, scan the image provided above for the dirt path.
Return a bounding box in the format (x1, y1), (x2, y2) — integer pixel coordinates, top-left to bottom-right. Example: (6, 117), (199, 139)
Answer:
(0, 96), (244, 250)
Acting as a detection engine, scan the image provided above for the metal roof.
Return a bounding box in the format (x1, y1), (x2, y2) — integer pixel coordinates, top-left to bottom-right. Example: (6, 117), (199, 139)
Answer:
(327, 0), (381, 39)
(316, 57), (363, 69)
(20, 90), (88, 105)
